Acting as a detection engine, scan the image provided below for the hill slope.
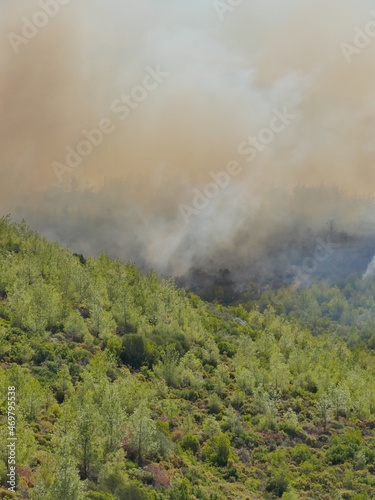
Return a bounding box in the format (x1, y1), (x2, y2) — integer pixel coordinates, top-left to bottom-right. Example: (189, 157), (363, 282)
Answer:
(1, 217), (375, 499)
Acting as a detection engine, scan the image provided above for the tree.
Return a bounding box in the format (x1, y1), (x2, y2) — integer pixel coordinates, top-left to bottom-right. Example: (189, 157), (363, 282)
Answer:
(114, 484), (149, 500)
(76, 403), (100, 480)
(55, 366), (74, 404)
(154, 345), (181, 388)
(30, 455), (55, 500)
(236, 367), (255, 395)
(270, 351), (291, 393)
(366, 380), (375, 416)
(266, 450), (290, 497)
(254, 388), (279, 431)
(101, 383), (124, 453)
(52, 440), (84, 500)
(316, 393), (334, 432)
(112, 280), (132, 333)
(329, 383), (350, 421)
(24, 280), (61, 333)
(223, 405), (243, 435)
(88, 290), (115, 340)
(127, 406), (159, 466)
(283, 408), (299, 435)
(64, 310), (89, 342)
(291, 444), (311, 465)
(23, 378), (44, 422)
(202, 417), (221, 439)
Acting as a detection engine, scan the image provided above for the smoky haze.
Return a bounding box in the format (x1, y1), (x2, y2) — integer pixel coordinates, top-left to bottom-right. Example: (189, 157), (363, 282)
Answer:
(2, 0), (375, 286)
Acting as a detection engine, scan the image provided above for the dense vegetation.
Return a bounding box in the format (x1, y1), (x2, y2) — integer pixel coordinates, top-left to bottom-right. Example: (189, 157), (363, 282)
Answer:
(1, 217), (375, 499)
(240, 274), (375, 350)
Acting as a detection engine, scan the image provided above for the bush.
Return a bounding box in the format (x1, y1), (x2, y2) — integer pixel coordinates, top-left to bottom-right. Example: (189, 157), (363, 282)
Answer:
(208, 394), (222, 415)
(114, 483), (148, 500)
(325, 443), (349, 465)
(265, 468), (290, 497)
(326, 430), (363, 465)
(180, 388), (197, 401)
(281, 487), (299, 499)
(121, 334), (146, 368)
(154, 345), (182, 388)
(292, 444), (312, 465)
(86, 492), (114, 500)
(156, 419), (171, 437)
(181, 433), (200, 455)
(151, 326), (190, 357)
(231, 391), (245, 410)
(266, 450), (290, 497)
(33, 343), (55, 364)
(217, 341), (237, 357)
(169, 478), (190, 500)
(202, 434), (231, 466)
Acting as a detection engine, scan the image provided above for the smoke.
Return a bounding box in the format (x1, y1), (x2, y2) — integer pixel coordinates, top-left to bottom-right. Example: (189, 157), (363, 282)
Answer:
(2, 0), (375, 284)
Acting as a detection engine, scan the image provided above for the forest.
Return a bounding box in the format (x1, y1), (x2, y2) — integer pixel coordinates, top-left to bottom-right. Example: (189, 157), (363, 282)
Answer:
(1, 216), (375, 499)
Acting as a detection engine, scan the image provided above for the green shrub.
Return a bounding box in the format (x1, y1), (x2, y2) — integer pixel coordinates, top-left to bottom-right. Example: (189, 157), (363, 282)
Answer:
(180, 388), (197, 401)
(291, 444), (312, 465)
(326, 430), (363, 465)
(151, 326), (190, 357)
(181, 433), (200, 455)
(121, 334), (146, 368)
(266, 450), (290, 497)
(217, 341), (236, 357)
(208, 394), (222, 414)
(281, 487), (299, 499)
(114, 483), (148, 500)
(325, 443), (350, 465)
(265, 468), (290, 497)
(156, 419), (171, 437)
(33, 343), (55, 364)
(231, 390), (245, 410)
(86, 492), (115, 500)
(169, 478), (190, 500)
(202, 434), (231, 466)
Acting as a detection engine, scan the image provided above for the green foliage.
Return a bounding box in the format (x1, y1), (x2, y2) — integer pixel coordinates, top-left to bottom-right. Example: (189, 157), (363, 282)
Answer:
(202, 434), (231, 466)
(291, 444), (311, 465)
(326, 429), (365, 465)
(181, 433), (200, 454)
(316, 392), (333, 432)
(1, 219), (375, 498)
(154, 345), (181, 388)
(169, 479), (190, 500)
(121, 334), (147, 368)
(52, 440), (85, 500)
(266, 450), (290, 497)
(281, 487), (299, 499)
(125, 406), (160, 465)
(208, 393), (222, 415)
(113, 483), (148, 500)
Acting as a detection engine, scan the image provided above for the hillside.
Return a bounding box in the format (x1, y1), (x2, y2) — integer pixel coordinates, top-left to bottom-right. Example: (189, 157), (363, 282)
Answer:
(1, 217), (375, 499)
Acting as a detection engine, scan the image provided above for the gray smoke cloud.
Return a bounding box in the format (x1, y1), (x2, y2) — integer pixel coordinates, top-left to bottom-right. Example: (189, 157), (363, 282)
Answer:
(2, 0), (375, 284)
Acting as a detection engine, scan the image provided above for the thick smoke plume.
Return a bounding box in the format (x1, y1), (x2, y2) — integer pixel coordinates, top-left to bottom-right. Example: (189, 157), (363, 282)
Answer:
(2, 0), (375, 286)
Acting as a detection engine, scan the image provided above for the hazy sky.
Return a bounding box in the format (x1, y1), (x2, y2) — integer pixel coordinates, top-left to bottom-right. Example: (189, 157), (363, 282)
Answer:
(1, 0), (375, 275)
